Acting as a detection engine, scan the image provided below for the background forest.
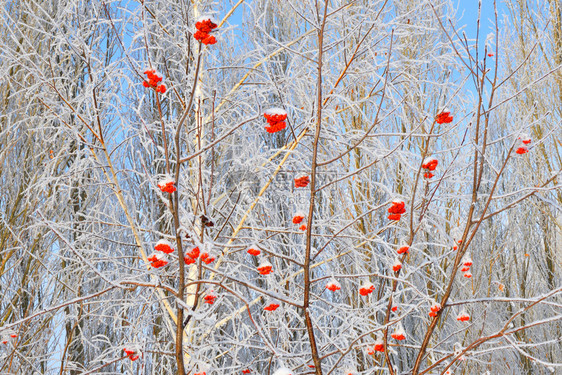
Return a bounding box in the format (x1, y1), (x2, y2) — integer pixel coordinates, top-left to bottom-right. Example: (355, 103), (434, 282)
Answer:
(1, 0), (562, 374)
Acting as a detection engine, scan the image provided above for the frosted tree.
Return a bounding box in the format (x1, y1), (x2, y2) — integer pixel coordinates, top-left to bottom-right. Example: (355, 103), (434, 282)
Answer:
(1, 0), (561, 374)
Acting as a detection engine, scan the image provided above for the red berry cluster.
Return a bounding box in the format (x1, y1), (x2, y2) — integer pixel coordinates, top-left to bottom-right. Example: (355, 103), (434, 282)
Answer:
(435, 108), (453, 124)
(200, 251), (215, 264)
(294, 175), (310, 188)
(373, 339), (384, 352)
(1, 331), (17, 345)
(123, 347), (139, 361)
(194, 17), (218, 45)
(184, 246), (200, 265)
(158, 177), (176, 193)
(457, 310), (470, 321)
(460, 253), (473, 278)
(247, 245), (261, 256)
(388, 199), (406, 221)
(428, 300), (441, 317)
(325, 279), (341, 292)
(257, 261), (273, 275)
(368, 337), (385, 353)
(204, 289), (217, 304)
(292, 211), (305, 224)
(264, 301), (280, 311)
(359, 282), (375, 296)
(397, 245), (409, 254)
(148, 237), (173, 268)
(392, 259), (402, 272)
(391, 324), (406, 340)
(142, 69), (166, 93)
(263, 108), (287, 133)
(184, 246), (215, 265)
(422, 157), (438, 179)
(292, 211), (307, 231)
(516, 134), (531, 154)
(154, 239), (174, 254)
(147, 253), (168, 268)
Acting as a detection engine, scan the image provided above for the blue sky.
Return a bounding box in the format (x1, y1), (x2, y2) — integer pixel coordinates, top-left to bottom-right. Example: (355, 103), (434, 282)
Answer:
(222, 0), (506, 47)
(457, 0), (506, 46)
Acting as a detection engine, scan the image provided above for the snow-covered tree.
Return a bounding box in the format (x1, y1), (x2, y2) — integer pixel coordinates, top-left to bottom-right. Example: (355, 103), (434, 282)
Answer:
(1, 0), (561, 374)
